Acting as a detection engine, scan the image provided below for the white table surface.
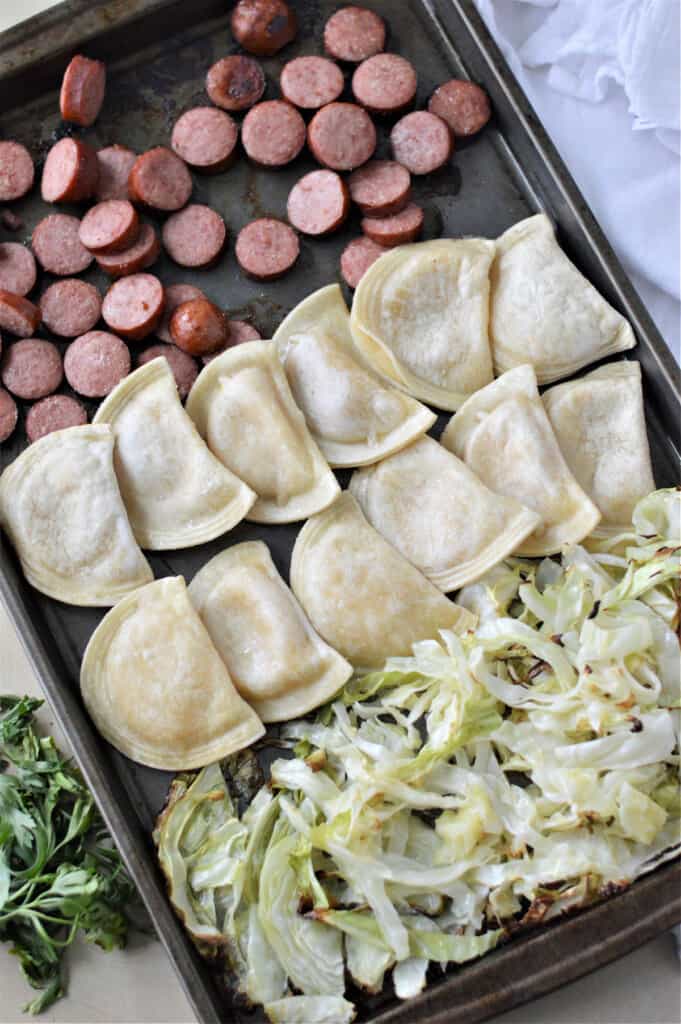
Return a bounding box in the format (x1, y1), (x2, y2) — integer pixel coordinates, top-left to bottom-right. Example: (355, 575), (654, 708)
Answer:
(1, 2), (679, 1023)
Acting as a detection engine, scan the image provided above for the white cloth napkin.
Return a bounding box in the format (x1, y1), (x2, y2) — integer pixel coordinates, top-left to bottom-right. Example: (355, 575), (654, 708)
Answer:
(474, 0), (680, 361)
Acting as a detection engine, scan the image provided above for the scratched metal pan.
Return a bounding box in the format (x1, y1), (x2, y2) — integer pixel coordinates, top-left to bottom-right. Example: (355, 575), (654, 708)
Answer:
(0, 1), (679, 1021)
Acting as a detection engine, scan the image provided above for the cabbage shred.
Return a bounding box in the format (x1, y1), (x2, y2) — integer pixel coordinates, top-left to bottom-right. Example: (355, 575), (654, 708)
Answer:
(155, 488), (680, 1022)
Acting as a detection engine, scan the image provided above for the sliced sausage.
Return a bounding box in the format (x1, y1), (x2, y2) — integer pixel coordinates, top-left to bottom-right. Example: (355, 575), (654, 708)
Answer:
(340, 235), (386, 289)
(287, 170), (349, 236)
(280, 57), (344, 110)
(64, 331), (131, 397)
(102, 274), (164, 341)
(352, 54), (417, 115)
(138, 343), (198, 399)
(361, 202), (423, 246)
(32, 214), (93, 276)
(128, 148), (192, 211)
(324, 7), (386, 63)
(40, 279), (102, 337)
(156, 283), (205, 344)
(202, 320), (261, 363)
(1, 210), (23, 232)
(307, 102), (376, 171)
(96, 145), (137, 201)
(95, 223), (160, 278)
(41, 138), (99, 203)
(235, 218), (299, 280)
(428, 79), (491, 137)
(348, 159), (411, 217)
(25, 394), (88, 443)
(0, 142), (35, 202)
(78, 199), (139, 255)
(59, 55), (106, 127)
(169, 298), (228, 357)
(1, 339), (62, 399)
(0, 388), (18, 443)
(171, 108), (239, 173)
(162, 204), (226, 268)
(242, 101), (306, 167)
(390, 111), (453, 175)
(0, 243), (37, 297)
(0, 291), (41, 338)
(231, 0), (297, 57)
(206, 56), (266, 113)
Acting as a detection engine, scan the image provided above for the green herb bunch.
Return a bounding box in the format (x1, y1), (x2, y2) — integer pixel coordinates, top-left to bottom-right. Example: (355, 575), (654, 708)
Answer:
(0, 696), (137, 1014)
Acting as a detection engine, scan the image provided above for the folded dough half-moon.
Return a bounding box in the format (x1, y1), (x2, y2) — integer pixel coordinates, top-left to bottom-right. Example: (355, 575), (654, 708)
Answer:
(273, 284), (436, 467)
(93, 358), (255, 550)
(189, 542), (352, 721)
(0, 424), (152, 606)
(543, 361), (655, 534)
(349, 436), (540, 592)
(490, 214), (636, 384)
(290, 492), (476, 669)
(441, 365), (601, 556)
(80, 575), (264, 770)
(350, 239), (495, 411)
(186, 341), (339, 523)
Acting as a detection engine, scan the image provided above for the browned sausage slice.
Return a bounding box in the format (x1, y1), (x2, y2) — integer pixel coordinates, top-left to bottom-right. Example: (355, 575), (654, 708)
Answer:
(235, 218), (299, 280)
(340, 235), (386, 289)
(96, 145), (137, 201)
(25, 394), (88, 443)
(352, 54), (417, 115)
(171, 108), (239, 173)
(231, 0), (297, 56)
(390, 111), (453, 175)
(324, 7), (386, 62)
(202, 320), (262, 363)
(162, 204), (227, 268)
(1, 339), (62, 399)
(60, 55), (106, 127)
(79, 200), (139, 254)
(0, 142), (35, 202)
(361, 202), (424, 246)
(40, 279), (102, 338)
(428, 79), (491, 137)
(128, 148), (192, 211)
(0, 388), (18, 443)
(95, 223), (160, 278)
(0, 291), (41, 338)
(169, 298), (229, 356)
(138, 343), (198, 399)
(64, 331), (131, 397)
(41, 138), (99, 203)
(287, 170), (349, 236)
(206, 56), (266, 112)
(348, 159), (411, 216)
(32, 214), (93, 276)
(307, 102), (376, 171)
(0, 243), (37, 297)
(156, 283), (205, 344)
(242, 101), (306, 167)
(280, 57), (344, 110)
(102, 274), (164, 341)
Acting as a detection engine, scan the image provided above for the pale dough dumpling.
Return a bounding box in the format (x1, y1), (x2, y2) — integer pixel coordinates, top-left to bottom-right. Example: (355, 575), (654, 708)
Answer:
(490, 214), (636, 384)
(0, 424), (152, 606)
(290, 492), (476, 669)
(80, 576), (264, 770)
(349, 436), (540, 592)
(186, 341), (339, 523)
(273, 284), (436, 467)
(350, 239), (495, 411)
(93, 358), (255, 550)
(543, 361), (655, 533)
(189, 542), (352, 721)
(441, 365), (601, 556)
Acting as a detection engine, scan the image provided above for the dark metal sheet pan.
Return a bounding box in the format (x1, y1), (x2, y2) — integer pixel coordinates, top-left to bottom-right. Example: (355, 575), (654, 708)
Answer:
(1, 2), (679, 1022)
